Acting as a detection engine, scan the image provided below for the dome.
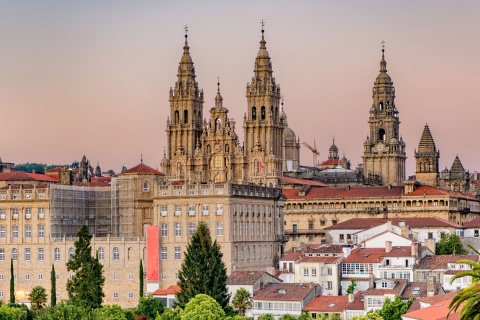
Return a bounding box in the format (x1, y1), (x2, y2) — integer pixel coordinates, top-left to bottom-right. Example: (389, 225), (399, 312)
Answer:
(283, 126), (296, 141)
(329, 143), (338, 152)
(375, 72), (392, 84)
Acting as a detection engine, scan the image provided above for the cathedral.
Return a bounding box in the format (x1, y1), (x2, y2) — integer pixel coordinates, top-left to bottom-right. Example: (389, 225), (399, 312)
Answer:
(161, 27), (300, 187)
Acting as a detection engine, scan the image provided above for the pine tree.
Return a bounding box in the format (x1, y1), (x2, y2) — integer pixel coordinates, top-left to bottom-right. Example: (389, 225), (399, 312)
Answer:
(9, 258), (14, 303)
(139, 259), (144, 299)
(66, 225), (105, 309)
(175, 221), (230, 310)
(51, 264), (56, 307)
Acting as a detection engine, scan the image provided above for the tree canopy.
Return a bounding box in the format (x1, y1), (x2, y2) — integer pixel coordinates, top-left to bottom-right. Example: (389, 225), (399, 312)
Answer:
(136, 294), (164, 320)
(180, 294), (226, 320)
(232, 288), (252, 316)
(66, 225), (105, 309)
(436, 234), (467, 255)
(376, 295), (413, 320)
(175, 221), (230, 310)
(29, 286), (47, 312)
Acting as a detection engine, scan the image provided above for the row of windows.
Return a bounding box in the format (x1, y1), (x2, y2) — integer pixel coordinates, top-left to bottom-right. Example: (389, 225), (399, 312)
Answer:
(160, 222), (223, 237)
(113, 292), (135, 298)
(342, 263), (374, 275)
(0, 247), (122, 262)
(161, 273), (180, 281)
(302, 267), (332, 277)
(160, 247), (182, 260)
(232, 221), (271, 239)
(286, 200), (446, 211)
(253, 301), (301, 311)
(0, 273), (137, 282)
(0, 193), (45, 200)
(160, 204), (224, 216)
(0, 208), (45, 219)
(234, 244), (272, 260)
(0, 225), (45, 239)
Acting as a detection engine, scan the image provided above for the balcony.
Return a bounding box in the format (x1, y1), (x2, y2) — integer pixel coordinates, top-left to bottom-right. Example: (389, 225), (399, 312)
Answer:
(25, 214), (32, 219)
(0, 213), (5, 220)
(284, 229), (325, 236)
(38, 213), (45, 219)
(12, 213), (18, 219)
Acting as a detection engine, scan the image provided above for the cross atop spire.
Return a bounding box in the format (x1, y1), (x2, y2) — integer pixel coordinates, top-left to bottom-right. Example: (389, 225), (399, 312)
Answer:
(184, 25), (189, 37)
(281, 95), (284, 110)
(217, 76), (220, 93)
(381, 40), (385, 58)
(261, 20), (265, 33)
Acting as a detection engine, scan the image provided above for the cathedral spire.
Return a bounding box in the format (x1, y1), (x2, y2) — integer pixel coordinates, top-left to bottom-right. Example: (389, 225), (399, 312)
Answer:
(417, 124), (437, 153)
(380, 40), (387, 72)
(215, 77), (224, 109)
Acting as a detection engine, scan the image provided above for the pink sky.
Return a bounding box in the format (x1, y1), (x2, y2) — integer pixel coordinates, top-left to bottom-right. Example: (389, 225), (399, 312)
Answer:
(1, 1), (479, 176)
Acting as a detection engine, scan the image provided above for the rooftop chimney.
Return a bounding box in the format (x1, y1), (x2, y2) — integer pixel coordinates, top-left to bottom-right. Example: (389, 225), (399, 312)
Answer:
(385, 241), (392, 253)
(427, 276), (436, 297)
(348, 293), (354, 303)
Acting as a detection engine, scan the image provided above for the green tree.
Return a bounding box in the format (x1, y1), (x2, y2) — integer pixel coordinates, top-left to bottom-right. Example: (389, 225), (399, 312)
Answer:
(346, 279), (357, 295)
(258, 314), (275, 320)
(28, 286), (47, 312)
(0, 304), (27, 320)
(180, 294), (225, 320)
(279, 315), (297, 320)
(449, 244), (480, 319)
(66, 225), (105, 309)
(376, 295), (413, 320)
(435, 234), (467, 255)
(139, 259), (144, 299)
(36, 301), (87, 320)
(175, 221), (230, 310)
(51, 264), (56, 307)
(93, 304), (127, 320)
(351, 313), (384, 320)
(136, 294), (164, 320)
(10, 258), (15, 303)
(232, 288), (252, 316)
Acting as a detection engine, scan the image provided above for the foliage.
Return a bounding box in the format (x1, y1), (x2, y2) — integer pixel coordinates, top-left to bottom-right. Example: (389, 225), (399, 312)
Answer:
(279, 315), (297, 320)
(0, 304), (27, 320)
(180, 294), (225, 320)
(36, 302), (87, 320)
(8, 303), (35, 320)
(258, 314), (275, 320)
(175, 221), (230, 310)
(376, 295), (413, 320)
(29, 286), (48, 312)
(347, 279), (357, 295)
(297, 311), (314, 320)
(435, 234), (467, 255)
(14, 163), (46, 173)
(350, 313), (384, 320)
(124, 308), (135, 320)
(51, 264), (56, 307)
(449, 244), (480, 319)
(232, 288), (252, 316)
(10, 258), (14, 303)
(66, 225), (105, 309)
(92, 304), (127, 320)
(136, 294), (164, 320)
(156, 307), (181, 320)
(140, 259), (144, 299)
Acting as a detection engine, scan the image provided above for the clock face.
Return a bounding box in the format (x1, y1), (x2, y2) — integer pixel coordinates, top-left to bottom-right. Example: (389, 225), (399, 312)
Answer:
(377, 143), (384, 151)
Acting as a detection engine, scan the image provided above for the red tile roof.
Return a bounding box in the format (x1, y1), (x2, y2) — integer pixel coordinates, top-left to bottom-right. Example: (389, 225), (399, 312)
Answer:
(463, 217), (480, 228)
(304, 244), (345, 254)
(417, 291), (457, 305)
(227, 271), (280, 286)
(324, 217), (463, 230)
(406, 185), (477, 200)
(343, 246), (415, 263)
(299, 256), (342, 264)
(279, 251), (303, 262)
(402, 297), (460, 320)
(283, 186), (403, 200)
(415, 254), (479, 270)
(319, 159), (340, 167)
(345, 291), (365, 310)
(363, 279), (407, 296)
(122, 163), (164, 175)
(280, 176), (328, 187)
(253, 283), (319, 301)
(0, 171), (58, 182)
(152, 285), (180, 295)
(304, 295), (349, 312)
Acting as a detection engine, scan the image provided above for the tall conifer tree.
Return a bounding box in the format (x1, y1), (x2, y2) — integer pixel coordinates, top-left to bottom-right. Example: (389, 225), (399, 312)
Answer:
(175, 221), (230, 310)
(50, 264), (56, 306)
(10, 258), (15, 303)
(66, 225), (105, 309)
(139, 259), (144, 299)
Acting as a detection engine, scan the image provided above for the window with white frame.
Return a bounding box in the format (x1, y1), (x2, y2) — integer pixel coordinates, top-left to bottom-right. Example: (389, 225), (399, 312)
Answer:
(38, 274), (43, 280)
(175, 223), (182, 237)
(38, 248), (44, 261)
(38, 225), (44, 238)
(12, 248), (18, 261)
(128, 274), (134, 281)
(12, 208), (18, 219)
(12, 225), (18, 238)
(304, 268), (309, 276)
(0, 226), (5, 239)
(98, 247), (104, 261)
(161, 247), (167, 260)
(143, 182), (149, 192)
(216, 222), (223, 236)
(216, 204), (223, 215)
(69, 248), (74, 260)
(54, 248), (60, 261)
(327, 268), (332, 275)
(189, 223), (195, 236)
(161, 223), (167, 237)
(25, 274), (30, 280)
(161, 274), (167, 281)
(327, 281), (333, 290)
(174, 247), (181, 260)
(25, 248), (30, 261)
(202, 205), (209, 215)
(38, 208), (45, 218)
(25, 208), (32, 219)
(128, 292), (134, 298)
(0, 209), (4, 220)
(0, 249), (4, 261)
(312, 268), (317, 277)
(161, 205), (168, 216)
(113, 292), (119, 298)
(113, 274), (119, 280)
(25, 225), (31, 238)
(174, 205), (181, 216)
(113, 247), (120, 261)
(367, 297), (384, 308)
(188, 205), (195, 216)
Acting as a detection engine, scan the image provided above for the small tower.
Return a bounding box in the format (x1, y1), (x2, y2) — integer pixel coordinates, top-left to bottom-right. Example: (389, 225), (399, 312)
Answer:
(362, 42), (406, 186)
(414, 124), (439, 187)
(328, 138), (339, 160)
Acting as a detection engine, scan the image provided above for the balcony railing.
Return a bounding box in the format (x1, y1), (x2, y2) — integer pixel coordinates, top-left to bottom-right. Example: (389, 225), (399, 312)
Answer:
(284, 229), (325, 236)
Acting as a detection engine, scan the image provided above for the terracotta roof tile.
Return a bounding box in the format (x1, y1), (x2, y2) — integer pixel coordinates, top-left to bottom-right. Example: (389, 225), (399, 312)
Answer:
(324, 217), (463, 230)
(152, 285), (180, 295)
(319, 159), (340, 167)
(122, 163), (164, 175)
(304, 244), (345, 254)
(463, 217), (480, 228)
(253, 283), (319, 301)
(280, 251), (303, 262)
(283, 186), (403, 200)
(304, 295), (349, 312)
(417, 291), (457, 305)
(406, 185), (477, 200)
(363, 279), (407, 296)
(345, 291), (365, 310)
(415, 254), (479, 270)
(299, 256), (342, 264)
(227, 270), (280, 285)
(402, 297), (459, 320)
(343, 246), (415, 263)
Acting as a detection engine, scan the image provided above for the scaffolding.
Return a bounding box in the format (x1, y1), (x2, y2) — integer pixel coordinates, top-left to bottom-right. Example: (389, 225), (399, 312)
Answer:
(49, 178), (136, 239)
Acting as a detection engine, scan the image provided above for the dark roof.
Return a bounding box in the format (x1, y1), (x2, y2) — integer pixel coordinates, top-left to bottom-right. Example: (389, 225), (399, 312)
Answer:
(415, 254), (479, 270)
(253, 283), (319, 301)
(227, 270), (280, 286)
(280, 176), (328, 187)
(303, 244), (345, 254)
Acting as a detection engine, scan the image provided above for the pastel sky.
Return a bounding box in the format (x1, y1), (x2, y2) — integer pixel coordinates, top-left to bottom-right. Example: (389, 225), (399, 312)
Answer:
(1, 1), (479, 175)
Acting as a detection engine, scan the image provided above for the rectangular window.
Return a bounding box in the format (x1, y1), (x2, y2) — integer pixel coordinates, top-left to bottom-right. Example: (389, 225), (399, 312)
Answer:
(161, 274), (167, 281)
(327, 268), (332, 275)
(327, 281), (333, 290)
(128, 292), (134, 298)
(161, 247), (167, 260)
(174, 247), (181, 260)
(175, 223), (182, 237)
(189, 223), (195, 236)
(0, 249), (4, 261)
(174, 205), (181, 216)
(312, 268), (317, 277)
(202, 205), (209, 215)
(12, 225), (18, 238)
(161, 205), (168, 216)
(161, 223), (167, 237)
(25, 248), (30, 261)
(38, 225), (44, 238)
(25, 208), (32, 219)
(308, 221), (314, 230)
(38, 208), (45, 218)
(216, 222), (223, 236)
(304, 268), (309, 276)
(428, 232), (433, 239)
(320, 220), (326, 226)
(12, 209), (18, 219)
(0, 209), (5, 220)
(113, 292), (119, 298)
(0, 226), (5, 239)
(113, 274), (119, 280)
(25, 274), (30, 280)
(216, 204), (223, 215)
(38, 248), (44, 261)
(188, 205), (195, 216)
(128, 274), (134, 281)
(476, 230), (480, 238)
(25, 225), (31, 238)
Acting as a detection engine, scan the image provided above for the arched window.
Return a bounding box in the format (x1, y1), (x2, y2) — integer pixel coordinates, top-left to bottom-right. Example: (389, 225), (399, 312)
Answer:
(252, 107), (257, 120)
(12, 248), (18, 261)
(379, 102), (384, 111)
(386, 101), (390, 109)
(184, 110), (188, 124)
(214, 174), (222, 183)
(98, 247), (104, 261)
(215, 118), (222, 131)
(174, 110), (179, 124)
(113, 247), (120, 261)
(378, 128), (386, 141)
(143, 181), (149, 192)
(211, 155), (222, 168)
(54, 248), (60, 261)
(68, 247), (74, 261)
(261, 106), (266, 120)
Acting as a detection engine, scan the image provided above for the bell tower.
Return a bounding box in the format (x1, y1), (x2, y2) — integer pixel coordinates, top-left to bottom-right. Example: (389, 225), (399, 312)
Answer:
(162, 27), (204, 180)
(415, 124), (440, 187)
(362, 43), (406, 186)
(243, 22), (285, 186)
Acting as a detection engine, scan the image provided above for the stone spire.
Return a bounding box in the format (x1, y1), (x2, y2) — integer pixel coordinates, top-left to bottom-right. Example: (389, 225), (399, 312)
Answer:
(215, 78), (224, 109)
(415, 124), (439, 187)
(417, 124), (437, 153)
(451, 156), (466, 173)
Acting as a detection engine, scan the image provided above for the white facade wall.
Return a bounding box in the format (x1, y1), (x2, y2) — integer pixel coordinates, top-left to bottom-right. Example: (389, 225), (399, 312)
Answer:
(363, 232), (412, 248)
